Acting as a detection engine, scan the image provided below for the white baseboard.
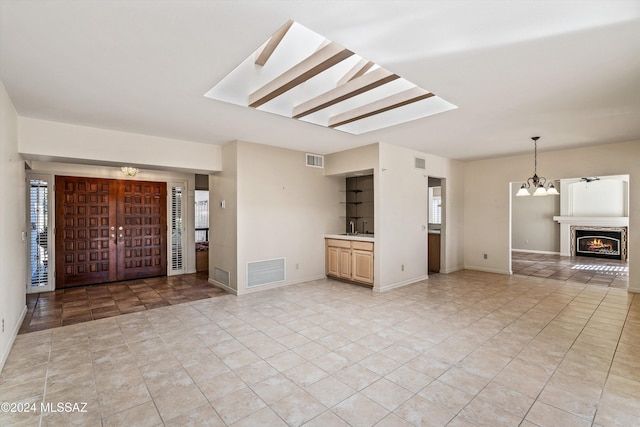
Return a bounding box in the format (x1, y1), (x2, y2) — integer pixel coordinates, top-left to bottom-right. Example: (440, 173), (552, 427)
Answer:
(208, 278), (237, 295)
(375, 275), (428, 293)
(238, 275), (327, 295)
(0, 305), (27, 372)
(512, 249), (561, 255)
(464, 265), (511, 275)
(208, 274), (328, 296)
(440, 265), (464, 274)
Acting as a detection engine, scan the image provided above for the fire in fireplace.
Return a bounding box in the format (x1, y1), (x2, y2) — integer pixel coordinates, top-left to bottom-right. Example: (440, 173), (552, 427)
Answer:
(571, 227), (627, 261)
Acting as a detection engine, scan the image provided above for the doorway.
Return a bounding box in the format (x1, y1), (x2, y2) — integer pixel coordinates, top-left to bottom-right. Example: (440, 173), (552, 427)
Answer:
(55, 176), (167, 288)
(428, 177), (444, 273)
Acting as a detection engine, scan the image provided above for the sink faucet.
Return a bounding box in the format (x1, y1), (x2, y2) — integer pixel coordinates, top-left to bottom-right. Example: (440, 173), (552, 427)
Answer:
(349, 220), (356, 234)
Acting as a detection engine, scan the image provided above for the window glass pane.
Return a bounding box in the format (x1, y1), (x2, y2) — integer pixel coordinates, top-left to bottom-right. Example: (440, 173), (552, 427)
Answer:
(429, 187), (441, 224)
(29, 179), (49, 286)
(171, 186), (183, 271)
(195, 190), (209, 243)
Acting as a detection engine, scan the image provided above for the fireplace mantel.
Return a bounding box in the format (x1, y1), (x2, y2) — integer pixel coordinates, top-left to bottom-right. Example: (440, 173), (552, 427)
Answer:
(553, 216), (629, 256)
(553, 216), (629, 226)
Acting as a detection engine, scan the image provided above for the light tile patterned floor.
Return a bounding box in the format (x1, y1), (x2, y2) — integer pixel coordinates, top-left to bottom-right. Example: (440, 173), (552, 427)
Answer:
(512, 252), (629, 288)
(1, 270), (639, 426)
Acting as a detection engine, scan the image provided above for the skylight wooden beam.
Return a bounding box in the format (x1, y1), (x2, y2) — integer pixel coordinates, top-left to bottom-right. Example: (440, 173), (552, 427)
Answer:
(292, 67), (399, 119)
(337, 59), (374, 86)
(254, 20), (294, 66)
(328, 87), (434, 128)
(249, 43), (354, 108)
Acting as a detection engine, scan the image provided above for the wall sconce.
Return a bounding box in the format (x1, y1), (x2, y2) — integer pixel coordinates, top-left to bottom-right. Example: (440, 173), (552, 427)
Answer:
(121, 167), (139, 177)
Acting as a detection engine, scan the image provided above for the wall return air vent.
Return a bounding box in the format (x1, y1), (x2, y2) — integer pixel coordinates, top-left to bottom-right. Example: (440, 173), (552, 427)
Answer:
(204, 20), (457, 134)
(306, 153), (324, 168)
(213, 267), (230, 287)
(415, 157), (426, 170)
(247, 258), (286, 288)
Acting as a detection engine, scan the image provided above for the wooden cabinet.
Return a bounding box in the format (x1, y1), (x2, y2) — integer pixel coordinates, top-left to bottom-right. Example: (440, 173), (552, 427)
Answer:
(326, 246), (340, 277)
(339, 248), (352, 279)
(428, 232), (440, 273)
(326, 238), (374, 286)
(352, 249), (373, 284)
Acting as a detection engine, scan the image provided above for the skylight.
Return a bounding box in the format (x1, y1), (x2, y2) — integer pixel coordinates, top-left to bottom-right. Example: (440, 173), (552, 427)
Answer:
(205, 20), (457, 135)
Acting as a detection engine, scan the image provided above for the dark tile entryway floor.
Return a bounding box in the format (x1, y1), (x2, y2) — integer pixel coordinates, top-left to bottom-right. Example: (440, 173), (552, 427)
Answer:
(512, 251), (629, 289)
(19, 272), (226, 334)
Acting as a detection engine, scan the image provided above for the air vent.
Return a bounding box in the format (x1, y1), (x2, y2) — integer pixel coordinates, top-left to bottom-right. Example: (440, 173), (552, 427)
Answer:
(247, 258), (285, 288)
(415, 157), (426, 169)
(306, 153), (324, 168)
(214, 267), (230, 287)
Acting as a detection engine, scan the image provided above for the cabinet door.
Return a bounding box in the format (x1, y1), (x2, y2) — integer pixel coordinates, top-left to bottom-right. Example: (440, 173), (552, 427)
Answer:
(428, 233), (440, 273)
(326, 246), (340, 277)
(339, 248), (352, 279)
(352, 249), (373, 285)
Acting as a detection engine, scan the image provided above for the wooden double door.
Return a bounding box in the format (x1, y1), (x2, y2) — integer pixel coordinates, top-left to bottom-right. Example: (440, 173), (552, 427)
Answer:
(55, 176), (167, 288)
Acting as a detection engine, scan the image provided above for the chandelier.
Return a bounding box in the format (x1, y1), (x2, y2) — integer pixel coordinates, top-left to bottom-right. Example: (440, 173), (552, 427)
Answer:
(516, 136), (559, 197)
(121, 166), (139, 177)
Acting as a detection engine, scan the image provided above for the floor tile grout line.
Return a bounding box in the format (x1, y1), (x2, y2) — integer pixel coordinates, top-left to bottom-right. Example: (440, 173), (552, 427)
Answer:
(516, 284), (621, 425)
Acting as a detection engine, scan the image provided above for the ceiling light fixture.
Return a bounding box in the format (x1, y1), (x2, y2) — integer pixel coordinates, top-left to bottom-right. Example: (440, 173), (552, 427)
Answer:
(121, 167), (139, 177)
(516, 137), (559, 197)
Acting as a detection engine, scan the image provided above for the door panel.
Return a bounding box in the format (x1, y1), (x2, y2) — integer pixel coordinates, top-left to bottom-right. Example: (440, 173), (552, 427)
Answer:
(117, 180), (167, 280)
(55, 176), (117, 287)
(55, 176), (167, 288)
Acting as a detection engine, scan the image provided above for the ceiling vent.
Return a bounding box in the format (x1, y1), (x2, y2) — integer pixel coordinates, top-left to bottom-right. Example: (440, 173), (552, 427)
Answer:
(306, 153), (324, 168)
(415, 157), (426, 170)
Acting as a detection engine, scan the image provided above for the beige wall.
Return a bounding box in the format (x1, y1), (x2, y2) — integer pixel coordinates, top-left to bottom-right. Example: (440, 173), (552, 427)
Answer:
(19, 117), (223, 173)
(0, 81), (26, 371)
(324, 143), (379, 176)
(511, 181), (560, 253)
(378, 143), (429, 290)
(376, 143), (465, 290)
(464, 140), (640, 292)
(325, 142), (465, 290)
(210, 142), (239, 292)
(211, 141), (344, 295)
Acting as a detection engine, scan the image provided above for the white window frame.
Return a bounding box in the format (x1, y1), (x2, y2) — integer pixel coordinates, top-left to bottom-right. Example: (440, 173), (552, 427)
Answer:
(26, 173), (55, 293)
(429, 187), (442, 225)
(168, 181), (188, 276)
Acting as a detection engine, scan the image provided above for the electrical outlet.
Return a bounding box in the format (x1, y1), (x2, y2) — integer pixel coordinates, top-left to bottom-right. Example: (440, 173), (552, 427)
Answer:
(401, 264), (404, 271)
(2, 318), (4, 333)
(483, 254), (488, 259)
(295, 263), (299, 270)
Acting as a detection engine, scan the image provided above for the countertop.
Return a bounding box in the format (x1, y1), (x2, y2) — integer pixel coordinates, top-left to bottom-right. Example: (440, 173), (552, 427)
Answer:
(325, 234), (375, 242)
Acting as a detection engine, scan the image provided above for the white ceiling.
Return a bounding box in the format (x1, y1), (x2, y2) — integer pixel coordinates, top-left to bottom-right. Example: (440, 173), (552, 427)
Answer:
(1, 0), (639, 161)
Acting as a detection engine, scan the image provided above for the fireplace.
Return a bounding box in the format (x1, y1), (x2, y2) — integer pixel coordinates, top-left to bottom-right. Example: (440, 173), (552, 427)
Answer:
(570, 226), (627, 261)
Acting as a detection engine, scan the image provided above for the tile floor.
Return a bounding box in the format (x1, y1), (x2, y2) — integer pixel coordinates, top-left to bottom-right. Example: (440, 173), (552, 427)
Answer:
(512, 252), (629, 289)
(19, 272), (227, 334)
(2, 270), (639, 426)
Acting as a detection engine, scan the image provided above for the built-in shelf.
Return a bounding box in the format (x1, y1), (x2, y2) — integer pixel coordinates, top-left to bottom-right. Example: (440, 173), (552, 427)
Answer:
(343, 175), (374, 234)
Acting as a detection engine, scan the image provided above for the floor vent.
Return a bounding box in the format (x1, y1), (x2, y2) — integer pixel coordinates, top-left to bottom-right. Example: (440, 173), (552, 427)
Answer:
(247, 258), (285, 288)
(415, 157), (426, 169)
(214, 267), (230, 287)
(306, 153), (324, 168)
